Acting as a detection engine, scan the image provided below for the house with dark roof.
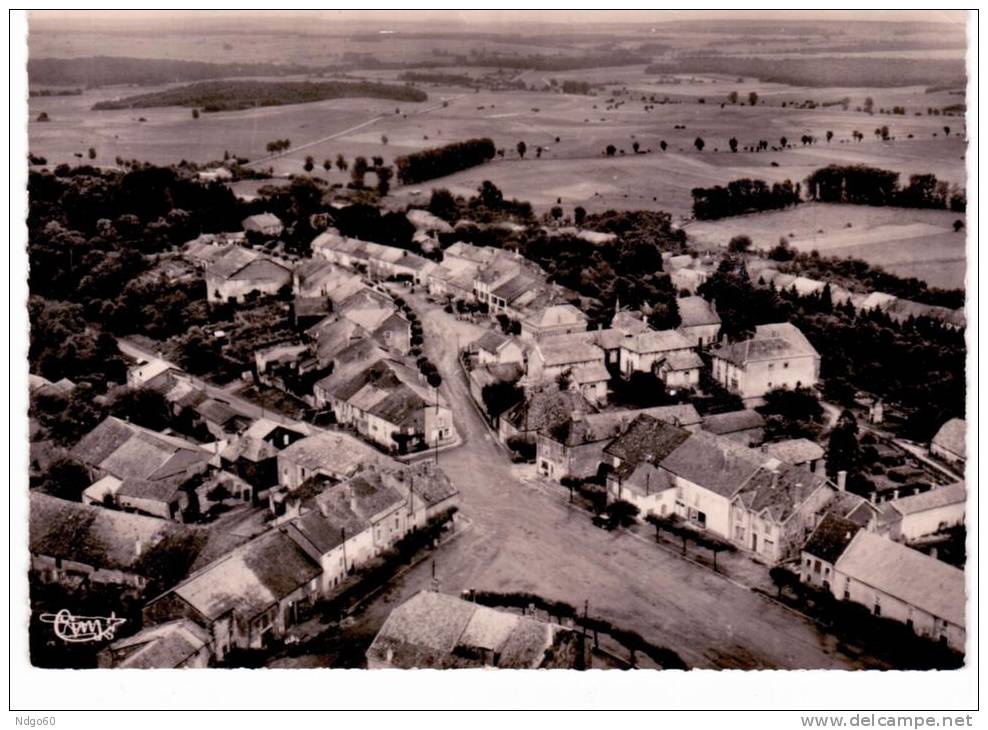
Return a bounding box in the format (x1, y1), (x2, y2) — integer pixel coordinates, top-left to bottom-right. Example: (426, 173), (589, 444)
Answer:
(143, 528), (321, 661)
(472, 330), (525, 367)
(366, 591), (588, 669)
(98, 619), (211, 669)
(676, 295), (721, 348)
(30, 493), (209, 594)
(242, 212), (283, 237)
(930, 418), (966, 468)
(762, 438), (825, 472)
(710, 322), (820, 402)
(700, 409), (766, 447)
(276, 431), (387, 491)
(603, 414), (692, 516)
(800, 512), (863, 591)
(830, 531), (965, 651)
(219, 418), (308, 495)
(192, 397), (252, 440)
(317, 359), (455, 453)
(498, 388), (595, 446)
(536, 405), (700, 482)
(729, 464), (836, 564)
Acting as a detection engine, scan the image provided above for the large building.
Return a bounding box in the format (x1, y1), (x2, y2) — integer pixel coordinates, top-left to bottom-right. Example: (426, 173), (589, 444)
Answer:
(710, 323), (820, 402)
(930, 418), (966, 468)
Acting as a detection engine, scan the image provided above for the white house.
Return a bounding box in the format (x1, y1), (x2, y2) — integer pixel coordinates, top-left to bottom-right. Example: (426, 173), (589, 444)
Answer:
(618, 330), (694, 378)
(880, 482), (966, 542)
(709, 323), (820, 402)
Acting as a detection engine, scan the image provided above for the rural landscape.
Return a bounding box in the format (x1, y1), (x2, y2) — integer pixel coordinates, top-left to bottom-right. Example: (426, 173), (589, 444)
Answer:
(23, 10), (969, 681)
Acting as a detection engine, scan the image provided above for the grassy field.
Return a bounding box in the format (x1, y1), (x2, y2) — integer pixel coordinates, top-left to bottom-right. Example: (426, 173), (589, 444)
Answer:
(684, 203), (967, 289)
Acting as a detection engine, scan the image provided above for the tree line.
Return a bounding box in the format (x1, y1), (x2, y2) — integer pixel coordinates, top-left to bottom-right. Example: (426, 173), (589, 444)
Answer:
(691, 178), (802, 220)
(805, 165), (966, 212)
(394, 138), (496, 185)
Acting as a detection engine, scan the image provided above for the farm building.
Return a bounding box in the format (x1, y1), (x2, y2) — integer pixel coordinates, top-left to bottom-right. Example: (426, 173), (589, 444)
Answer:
(709, 323), (820, 402)
(241, 212), (283, 237)
(930, 418), (966, 467)
(205, 247), (292, 303)
(879, 481), (966, 542)
(676, 296), (721, 348)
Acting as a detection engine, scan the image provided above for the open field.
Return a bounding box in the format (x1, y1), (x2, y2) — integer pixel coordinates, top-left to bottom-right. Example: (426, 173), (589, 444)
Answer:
(684, 203), (967, 289)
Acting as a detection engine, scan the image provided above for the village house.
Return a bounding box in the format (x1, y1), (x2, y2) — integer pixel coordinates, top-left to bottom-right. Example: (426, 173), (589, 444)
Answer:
(618, 330), (694, 379)
(700, 409), (766, 447)
(519, 303), (589, 342)
(800, 512), (864, 592)
(98, 619), (212, 669)
(820, 530), (966, 652)
(930, 418), (966, 468)
(30, 493), (208, 594)
(70, 416), (214, 486)
(603, 414), (693, 517)
(143, 528), (322, 661)
(471, 330), (526, 367)
(292, 257), (343, 299)
(676, 295), (721, 348)
(366, 591), (588, 669)
(473, 254), (525, 310)
(315, 359), (455, 453)
(499, 388), (595, 446)
(655, 350), (704, 390)
(877, 481), (966, 543)
(527, 335), (606, 388)
(219, 418), (308, 496)
(241, 212), (284, 237)
(276, 431), (387, 490)
(710, 322), (820, 403)
(191, 397), (252, 440)
(762, 438), (825, 472)
(205, 247), (293, 304)
(126, 357), (176, 388)
(537, 404), (701, 482)
(728, 463), (836, 564)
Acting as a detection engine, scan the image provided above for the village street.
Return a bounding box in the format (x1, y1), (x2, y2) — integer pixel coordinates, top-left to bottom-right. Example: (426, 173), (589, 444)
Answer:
(331, 289), (888, 670)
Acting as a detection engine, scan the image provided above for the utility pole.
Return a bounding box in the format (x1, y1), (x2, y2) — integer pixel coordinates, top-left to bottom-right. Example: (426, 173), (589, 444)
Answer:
(341, 527), (348, 574)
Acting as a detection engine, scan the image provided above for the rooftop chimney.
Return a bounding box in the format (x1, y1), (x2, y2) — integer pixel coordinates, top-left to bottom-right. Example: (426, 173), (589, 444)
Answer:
(837, 470), (847, 492)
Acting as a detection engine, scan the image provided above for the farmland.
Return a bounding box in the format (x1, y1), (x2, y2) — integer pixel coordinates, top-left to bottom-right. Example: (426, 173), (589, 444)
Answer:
(26, 17), (968, 290)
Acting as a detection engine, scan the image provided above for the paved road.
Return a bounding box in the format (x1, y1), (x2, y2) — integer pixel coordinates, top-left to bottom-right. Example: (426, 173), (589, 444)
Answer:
(353, 291), (881, 670)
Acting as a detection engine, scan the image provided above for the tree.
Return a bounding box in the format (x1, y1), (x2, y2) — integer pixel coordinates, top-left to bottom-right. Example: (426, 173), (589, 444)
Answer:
(108, 387), (171, 432)
(176, 326), (221, 375)
(605, 499), (640, 528)
(694, 137), (705, 152)
(632, 141), (640, 153)
(863, 96), (874, 114)
(427, 372), (442, 389)
(659, 140), (667, 151)
(351, 156), (369, 187)
(38, 457), (91, 501)
(605, 144), (617, 156)
(550, 206), (563, 221)
(748, 91), (758, 107)
(376, 165), (393, 196)
(779, 136), (788, 148)
(335, 153), (348, 172)
(303, 155), (314, 173)
(37, 111), (50, 122)
(953, 219), (964, 233)
(87, 147), (96, 160)
(826, 130), (834, 143)
(322, 158), (332, 171)
(728, 90), (739, 104)
(574, 206), (587, 226)
(727, 235), (753, 253)
(481, 381), (524, 421)
(827, 409), (861, 479)
(943, 126), (951, 137)
(728, 137), (738, 153)
(516, 140), (527, 158)
(381, 134), (389, 144)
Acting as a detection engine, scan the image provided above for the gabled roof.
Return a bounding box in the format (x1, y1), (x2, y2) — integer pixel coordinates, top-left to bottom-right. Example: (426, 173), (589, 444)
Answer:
(534, 336), (603, 368)
(932, 418), (966, 459)
(170, 529), (320, 622)
(611, 310), (650, 335)
(803, 512), (863, 565)
(701, 409), (765, 435)
(523, 304), (587, 329)
(733, 464), (832, 524)
(242, 212), (282, 230)
(661, 350), (704, 371)
(493, 273), (540, 304)
(103, 619), (211, 669)
(278, 432), (387, 478)
(889, 482), (966, 516)
(116, 478), (184, 505)
(30, 493), (207, 584)
(620, 329), (692, 355)
(677, 296), (721, 328)
(762, 438), (825, 465)
(658, 431), (766, 498)
(546, 405), (700, 447)
(206, 246), (262, 279)
(502, 389), (595, 432)
(711, 322), (819, 367)
(835, 531), (965, 628)
(603, 414), (692, 480)
(366, 591), (571, 669)
(473, 329), (510, 354)
(285, 501), (369, 558)
(569, 361), (610, 385)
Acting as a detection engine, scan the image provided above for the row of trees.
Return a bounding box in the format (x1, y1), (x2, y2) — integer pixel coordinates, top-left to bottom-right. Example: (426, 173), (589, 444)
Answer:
(691, 178), (802, 220)
(394, 137), (496, 184)
(805, 165), (966, 211)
